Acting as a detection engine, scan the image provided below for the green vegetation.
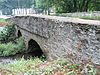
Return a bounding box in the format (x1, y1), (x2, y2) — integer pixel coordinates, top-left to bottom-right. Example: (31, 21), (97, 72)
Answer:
(80, 16), (100, 20)
(52, 13), (100, 20)
(0, 0), (34, 15)
(0, 19), (26, 56)
(0, 18), (10, 26)
(0, 58), (97, 75)
(0, 0), (100, 14)
(33, 0), (100, 13)
(52, 0), (100, 13)
(0, 24), (15, 42)
(0, 18), (7, 23)
(0, 37), (26, 56)
(34, 0), (52, 15)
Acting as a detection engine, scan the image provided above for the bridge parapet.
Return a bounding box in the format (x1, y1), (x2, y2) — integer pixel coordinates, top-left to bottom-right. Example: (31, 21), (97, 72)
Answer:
(11, 15), (100, 65)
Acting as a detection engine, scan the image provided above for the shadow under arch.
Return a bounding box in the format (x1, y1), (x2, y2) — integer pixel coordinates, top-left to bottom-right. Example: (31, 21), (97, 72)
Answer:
(17, 30), (22, 38)
(28, 39), (44, 57)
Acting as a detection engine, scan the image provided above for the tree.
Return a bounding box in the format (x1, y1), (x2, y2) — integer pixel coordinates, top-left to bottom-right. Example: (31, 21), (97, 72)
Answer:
(52, 0), (100, 13)
(0, 0), (100, 15)
(0, 0), (34, 15)
(88, 0), (100, 11)
(33, 0), (53, 15)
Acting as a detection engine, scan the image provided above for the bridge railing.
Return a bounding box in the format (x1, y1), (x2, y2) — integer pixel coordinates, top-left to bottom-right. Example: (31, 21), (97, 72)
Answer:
(12, 8), (36, 15)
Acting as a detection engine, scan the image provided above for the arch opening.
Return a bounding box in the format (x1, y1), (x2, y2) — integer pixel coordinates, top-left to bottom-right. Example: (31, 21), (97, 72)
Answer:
(28, 39), (44, 57)
(17, 30), (22, 38)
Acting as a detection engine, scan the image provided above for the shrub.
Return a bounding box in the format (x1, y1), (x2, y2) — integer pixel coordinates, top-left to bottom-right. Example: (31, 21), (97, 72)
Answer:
(0, 24), (16, 42)
(0, 37), (26, 56)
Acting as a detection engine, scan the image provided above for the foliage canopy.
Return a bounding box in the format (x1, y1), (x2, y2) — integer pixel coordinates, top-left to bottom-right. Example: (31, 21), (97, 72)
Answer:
(0, 0), (100, 14)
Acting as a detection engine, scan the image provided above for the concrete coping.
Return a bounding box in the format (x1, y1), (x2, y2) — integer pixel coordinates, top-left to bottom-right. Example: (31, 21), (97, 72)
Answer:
(14, 14), (100, 26)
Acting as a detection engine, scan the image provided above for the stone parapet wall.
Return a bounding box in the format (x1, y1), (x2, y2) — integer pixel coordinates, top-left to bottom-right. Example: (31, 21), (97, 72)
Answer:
(11, 15), (100, 65)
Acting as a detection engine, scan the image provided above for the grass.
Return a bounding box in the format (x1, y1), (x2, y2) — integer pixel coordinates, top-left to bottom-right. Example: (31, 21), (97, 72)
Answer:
(80, 16), (100, 20)
(0, 58), (98, 75)
(0, 37), (26, 56)
(0, 18), (9, 26)
(52, 13), (100, 20)
(0, 58), (42, 75)
(0, 18), (7, 23)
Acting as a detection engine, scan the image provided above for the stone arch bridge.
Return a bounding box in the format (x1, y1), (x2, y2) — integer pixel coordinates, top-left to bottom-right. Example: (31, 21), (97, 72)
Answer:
(10, 15), (100, 65)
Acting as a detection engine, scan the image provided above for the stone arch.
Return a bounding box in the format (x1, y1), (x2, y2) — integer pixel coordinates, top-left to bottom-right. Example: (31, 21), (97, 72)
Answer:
(17, 30), (22, 38)
(28, 39), (43, 57)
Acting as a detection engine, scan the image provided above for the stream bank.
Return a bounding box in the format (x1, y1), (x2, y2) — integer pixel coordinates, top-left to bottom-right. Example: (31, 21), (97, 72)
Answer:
(0, 53), (34, 64)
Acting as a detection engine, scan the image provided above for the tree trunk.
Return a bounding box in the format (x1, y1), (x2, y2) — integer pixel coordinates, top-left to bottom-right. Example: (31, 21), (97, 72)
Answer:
(85, 0), (91, 11)
(81, 0), (86, 11)
(73, 0), (77, 12)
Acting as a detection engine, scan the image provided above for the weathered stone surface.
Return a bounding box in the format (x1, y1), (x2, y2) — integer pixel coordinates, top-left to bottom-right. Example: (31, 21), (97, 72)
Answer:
(10, 15), (100, 65)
